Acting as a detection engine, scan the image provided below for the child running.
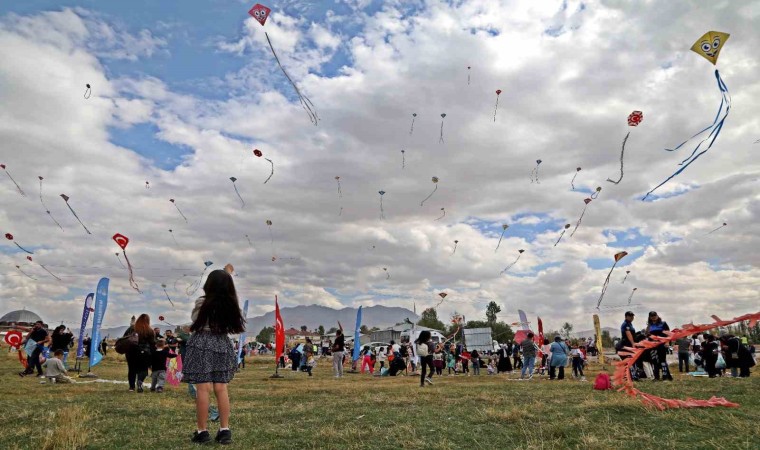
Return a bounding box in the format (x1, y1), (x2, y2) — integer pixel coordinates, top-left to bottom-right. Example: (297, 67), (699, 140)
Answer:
(151, 339), (177, 393)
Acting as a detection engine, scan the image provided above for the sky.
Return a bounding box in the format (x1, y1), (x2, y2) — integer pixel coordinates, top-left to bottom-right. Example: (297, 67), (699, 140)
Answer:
(0, 0), (759, 334)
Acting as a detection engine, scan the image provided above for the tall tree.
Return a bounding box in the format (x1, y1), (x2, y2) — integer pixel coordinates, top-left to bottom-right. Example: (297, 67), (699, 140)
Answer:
(561, 322), (574, 339)
(256, 326), (274, 344)
(360, 325), (370, 335)
(417, 308), (446, 331)
(300, 325), (308, 333)
(485, 301), (502, 324)
(317, 325), (325, 336)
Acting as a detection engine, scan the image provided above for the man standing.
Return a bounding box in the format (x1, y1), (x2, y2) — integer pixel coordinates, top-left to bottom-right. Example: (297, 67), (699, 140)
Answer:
(520, 333), (538, 380)
(153, 327), (163, 340)
(675, 335), (691, 373)
(20, 321), (48, 377)
(165, 330), (178, 354)
(332, 329), (345, 378)
(618, 311), (638, 380)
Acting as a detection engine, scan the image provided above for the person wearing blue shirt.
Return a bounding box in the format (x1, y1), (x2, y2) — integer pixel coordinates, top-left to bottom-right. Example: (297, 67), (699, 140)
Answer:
(548, 336), (569, 380)
(646, 311), (673, 381)
(617, 311), (639, 381)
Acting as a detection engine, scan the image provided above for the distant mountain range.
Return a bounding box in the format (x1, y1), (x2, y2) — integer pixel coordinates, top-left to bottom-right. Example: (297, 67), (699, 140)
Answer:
(78, 305), (418, 339)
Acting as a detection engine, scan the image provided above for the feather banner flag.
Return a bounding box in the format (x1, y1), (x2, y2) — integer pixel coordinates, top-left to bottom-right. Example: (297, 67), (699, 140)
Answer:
(352, 306), (363, 362)
(76, 293), (94, 358)
(89, 278), (109, 367)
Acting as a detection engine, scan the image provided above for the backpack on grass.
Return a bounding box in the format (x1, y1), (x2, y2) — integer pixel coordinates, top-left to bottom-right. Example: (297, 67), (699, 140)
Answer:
(593, 372), (613, 390)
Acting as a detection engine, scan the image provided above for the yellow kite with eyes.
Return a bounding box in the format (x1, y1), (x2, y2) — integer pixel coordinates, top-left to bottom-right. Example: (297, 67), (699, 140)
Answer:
(690, 31), (729, 65)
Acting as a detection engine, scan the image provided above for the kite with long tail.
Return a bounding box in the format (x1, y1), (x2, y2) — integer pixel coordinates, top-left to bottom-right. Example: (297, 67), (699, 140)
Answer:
(451, 240), (459, 255)
(15, 264), (36, 280)
(378, 190), (386, 220)
(530, 159), (542, 184)
(84, 84), (92, 99)
(435, 208), (446, 221)
(1, 164), (25, 196)
(570, 198), (592, 237)
(621, 270), (631, 284)
(113, 233), (141, 293)
(249, 4), (318, 125)
(5, 233), (33, 254)
(434, 292), (448, 309)
(706, 222), (727, 235)
(26, 256), (61, 281)
(37, 177), (63, 230)
(501, 249), (525, 274)
(383, 268), (390, 280)
(627, 287), (637, 305)
(168, 229), (179, 247)
(495, 224), (509, 252)
(590, 186), (602, 199)
(229, 177), (245, 207)
(439, 114), (446, 143)
(493, 90), (502, 122)
(409, 113), (417, 136)
(169, 198), (188, 223)
(161, 284), (175, 308)
(596, 251), (628, 309)
(570, 167), (581, 190)
(420, 177), (439, 206)
(554, 224), (571, 247)
(643, 32), (731, 200)
(614, 310), (760, 410)
(467, 66), (471, 85)
(187, 261), (213, 296)
(253, 149), (275, 184)
(400, 149), (406, 169)
(607, 111), (643, 184)
(60, 194), (91, 234)
(266, 220), (276, 261)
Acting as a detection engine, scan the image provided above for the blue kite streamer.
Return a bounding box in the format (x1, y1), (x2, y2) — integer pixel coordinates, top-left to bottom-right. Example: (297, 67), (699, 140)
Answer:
(643, 70), (730, 200)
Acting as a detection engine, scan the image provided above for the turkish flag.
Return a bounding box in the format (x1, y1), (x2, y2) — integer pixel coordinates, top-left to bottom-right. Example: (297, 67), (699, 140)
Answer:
(274, 295), (285, 361)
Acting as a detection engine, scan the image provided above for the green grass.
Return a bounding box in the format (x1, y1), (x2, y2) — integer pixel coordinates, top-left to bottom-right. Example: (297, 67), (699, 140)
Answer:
(2, 351), (759, 449)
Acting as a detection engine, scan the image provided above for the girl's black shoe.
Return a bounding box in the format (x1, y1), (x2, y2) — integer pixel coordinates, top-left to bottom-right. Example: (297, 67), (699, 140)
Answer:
(216, 429), (232, 445)
(191, 431), (211, 444)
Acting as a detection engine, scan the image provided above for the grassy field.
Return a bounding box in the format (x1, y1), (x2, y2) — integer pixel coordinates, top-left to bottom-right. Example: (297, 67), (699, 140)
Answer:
(2, 351), (759, 450)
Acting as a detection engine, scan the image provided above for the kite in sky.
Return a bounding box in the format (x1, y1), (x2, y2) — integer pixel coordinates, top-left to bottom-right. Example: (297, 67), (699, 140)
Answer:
(501, 249), (525, 274)
(439, 114), (447, 143)
(187, 261), (213, 296)
(435, 292), (448, 309)
(145, 181), (150, 189)
(169, 198), (188, 223)
(643, 31), (731, 200)
(113, 233), (141, 293)
(530, 159), (542, 184)
(266, 220), (276, 260)
(400, 149), (406, 169)
(570, 167), (581, 190)
(5, 233), (33, 254)
(570, 198), (592, 237)
(229, 177), (245, 207)
(420, 177), (439, 206)
(335, 176), (342, 198)
(495, 224), (509, 252)
(115, 252), (126, 270)
(1, 164), (25, 196)
(467, 66), (471, 85)
(37, 177), (63, 231)
(28, 255), (62, 281)
(554, 223), (571, 247)
(493, 89), (502, 122)
(378, 190), (386, 220)
(597, 251), (628, 309)
(84, 83), (91, 99)
(706, 222), (727, 235)
(248, 3), (318, 125)
(161, 284), (175, 308)
(245, 234), (254, 247)
(621, 270), (631, 284)
(383, 267), (390, 280)
(168, 229), (179, 247)
(409, 113), (417, 136)
(628, 287), (638, 305)
(253, 149), (275, 184)
(451, 240), (459, 255)
(60, 194), (91, 234)
(15, 264), (36, 280)
(173, 273), (188, 292)
(435, 208), (446, 221)
(607, 111), (643, 184)
(590, 186), (602, 199)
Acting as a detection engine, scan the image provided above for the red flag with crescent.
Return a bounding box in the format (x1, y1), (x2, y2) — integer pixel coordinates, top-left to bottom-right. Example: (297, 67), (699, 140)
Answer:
(274, 295), (285, 361)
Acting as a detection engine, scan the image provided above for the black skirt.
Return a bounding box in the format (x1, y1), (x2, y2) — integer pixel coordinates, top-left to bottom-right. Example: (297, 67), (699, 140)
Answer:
(183, 332), (237, 384)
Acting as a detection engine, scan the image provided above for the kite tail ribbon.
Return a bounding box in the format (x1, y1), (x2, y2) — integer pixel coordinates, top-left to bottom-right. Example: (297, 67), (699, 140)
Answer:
(571, 205), (589, 237)
(163, 288), (175, 308)
(4, 171), (26, 196)
(644, 70), (730, 200)
(232, 183), (245, 207)
(264, 159), (274, 184)
(122, 251), (141, 294)
(265, 32), (318, 126)
(40, 264), (62, 281)
(65, 202), (92, 234)
(16, 266), (36, 280)
(420, 185), (438, 206)
(439, 121), (445, 144)
(495, 230), (506, 252)
(13, 242), (33, 254)
(409, 117), (415, 136)
(596, 261), (619, 309)
(554, 230), (566, 247)
(570, 172), (578, 190)
(501, 255), (522, 274)
(607, 132), (629, 185)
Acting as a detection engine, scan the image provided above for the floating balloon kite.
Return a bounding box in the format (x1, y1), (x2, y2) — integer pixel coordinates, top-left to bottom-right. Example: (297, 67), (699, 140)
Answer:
(1, 164), (25, 196)
(554, 223), (571, 247)
(451, 240), (459, 255)
(60, 194), (91, 234)
(643, 31), (731, 200)
(25, 256), (61, 281)
(161, 284), (175, 308)
(495, 224), (509, 252)
(420, 177), (439, 206)
(169, 198), (188, 223)
(597, 251), (628, 309)
(378, 190), (386, 220)
(570, 167), (581, 190)
(187, 261), (213, 296)
(435, 208), (445, 221)
(501, 249), (525, 274)
(409, 113), (417, 136)
(607, 111), (643, 185)
(229, 177), (245, 207)
(5, 233), (33, 254)
(627, 287), (638, 305)
(15, 264), (36, 280)
(113, 233), (141, 293)
(84, 84), (91, 99)
(570, 198), (592, 237)
(493, 89), (502, 122)
(530, 160), (542, 184)
(248, 3), (318, 125)
(253, 149), (275, 184)
(621, 270), (631, 284)
(706, 222), (727, 235)
(590, 186), (602, 200)
(37, 177), (63, 230)
(439, 114), (446, 143)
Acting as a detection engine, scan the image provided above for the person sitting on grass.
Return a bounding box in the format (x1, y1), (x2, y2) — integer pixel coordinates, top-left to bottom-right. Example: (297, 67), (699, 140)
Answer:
(487, 360), (496, 375)
(151, 339), (177, 393)
(42, 349), (73, 384)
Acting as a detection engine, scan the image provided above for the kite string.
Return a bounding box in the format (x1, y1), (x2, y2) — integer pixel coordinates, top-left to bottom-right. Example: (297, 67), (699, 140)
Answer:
(570, 204), (589, 237)
(4, 169), (26, 196)
(607, 131), (629, 185)
(39, 179), (64, 230)
(570, 172), (578, 190)
(554, 229), (567, 247)
(173, 203), (189, 223)
(265, 32), (318, 126)
(439, 120), (445, 144)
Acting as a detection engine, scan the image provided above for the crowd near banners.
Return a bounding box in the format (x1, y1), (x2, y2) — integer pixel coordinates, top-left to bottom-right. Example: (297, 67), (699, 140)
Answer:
(593, 314), (605, 365)
(76, 293), (94, 358)
(352, 305), (363, 362)
(237, 299), (249, 364)
(89, 278), (109, 367)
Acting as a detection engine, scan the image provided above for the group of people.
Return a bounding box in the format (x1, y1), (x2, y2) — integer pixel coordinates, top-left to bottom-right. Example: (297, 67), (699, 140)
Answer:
(17, 322), (80, 382)
(618, 310), (756, 380)
(120, 315), (185, 393)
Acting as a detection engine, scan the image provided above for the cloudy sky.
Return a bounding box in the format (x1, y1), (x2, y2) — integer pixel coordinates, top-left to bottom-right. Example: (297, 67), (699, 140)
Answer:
(1, 0), (758, 334)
